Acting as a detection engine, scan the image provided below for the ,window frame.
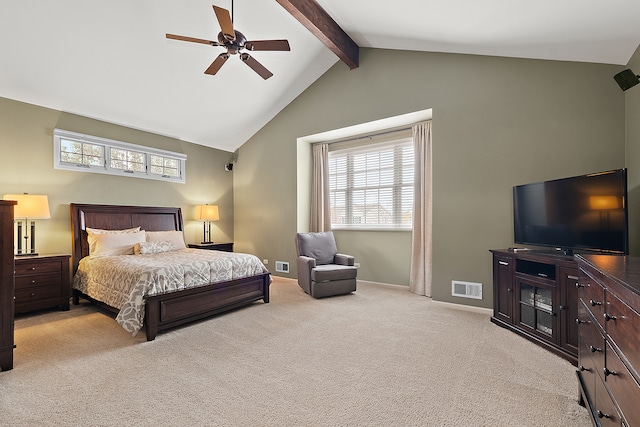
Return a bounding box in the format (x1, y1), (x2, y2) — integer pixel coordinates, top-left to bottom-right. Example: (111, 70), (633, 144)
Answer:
(328, 131), (414, 231)
(53, 128), (187, 183)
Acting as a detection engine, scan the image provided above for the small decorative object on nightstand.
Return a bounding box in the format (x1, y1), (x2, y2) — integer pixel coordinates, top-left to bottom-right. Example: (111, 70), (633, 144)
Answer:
(14, 254), (70, 313)
(188, 242), (233, 252)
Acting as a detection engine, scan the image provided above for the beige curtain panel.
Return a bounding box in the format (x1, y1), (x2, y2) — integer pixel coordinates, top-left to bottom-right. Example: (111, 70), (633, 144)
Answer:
(409, 121), (433, 296)
(310, 143), (331, 232)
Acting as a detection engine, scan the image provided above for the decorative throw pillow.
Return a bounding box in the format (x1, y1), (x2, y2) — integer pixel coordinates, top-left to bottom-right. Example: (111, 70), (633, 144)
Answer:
(88, 231), (146, 257)
(145, 230), (187, 250)
(134, 240), (176, 255)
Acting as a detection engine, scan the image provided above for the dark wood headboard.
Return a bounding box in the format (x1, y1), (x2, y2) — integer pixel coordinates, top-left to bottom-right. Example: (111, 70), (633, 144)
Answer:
(70, 203), (184, 273)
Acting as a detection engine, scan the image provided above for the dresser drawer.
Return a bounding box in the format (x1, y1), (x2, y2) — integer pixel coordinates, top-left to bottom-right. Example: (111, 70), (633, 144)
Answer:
(605, 342), (640, 425)
(578, 301), (605, 380)
(594, 378), (621, 426)
(606, 291), (640, 384)
(15, 272), (61, 290)
(579, 275), (605, 330)
(15, 285), (61, 302)
(15, 259), (62, 276)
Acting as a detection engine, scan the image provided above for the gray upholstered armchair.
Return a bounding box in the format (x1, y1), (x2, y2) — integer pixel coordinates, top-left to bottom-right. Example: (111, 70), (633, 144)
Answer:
(295, 231), (357, 298)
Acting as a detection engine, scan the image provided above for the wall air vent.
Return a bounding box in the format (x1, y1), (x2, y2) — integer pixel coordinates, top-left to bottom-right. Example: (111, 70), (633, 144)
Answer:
(452, 280), (482, 300)
(275, 261), (289, 273)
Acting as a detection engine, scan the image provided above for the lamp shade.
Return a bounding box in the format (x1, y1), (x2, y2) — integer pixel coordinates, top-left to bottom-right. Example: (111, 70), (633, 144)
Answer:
(3, 194), (51, 219)
(196, 204), (219, 221)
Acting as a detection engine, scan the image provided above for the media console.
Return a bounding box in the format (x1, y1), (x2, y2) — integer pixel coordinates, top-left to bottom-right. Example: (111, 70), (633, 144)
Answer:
(490, 249), (579, 364)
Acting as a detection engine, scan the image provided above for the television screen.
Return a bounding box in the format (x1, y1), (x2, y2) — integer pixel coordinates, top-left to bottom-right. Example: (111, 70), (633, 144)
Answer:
(513, 169), (628, 254)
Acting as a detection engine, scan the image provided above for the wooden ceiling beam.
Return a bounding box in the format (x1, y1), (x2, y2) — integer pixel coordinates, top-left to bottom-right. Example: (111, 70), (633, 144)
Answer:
(275, 0), (359, 69)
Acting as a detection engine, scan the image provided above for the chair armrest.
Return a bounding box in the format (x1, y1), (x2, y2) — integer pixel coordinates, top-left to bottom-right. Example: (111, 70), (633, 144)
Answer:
(296, 256), (316, 294)
(335, 253), (355, 266)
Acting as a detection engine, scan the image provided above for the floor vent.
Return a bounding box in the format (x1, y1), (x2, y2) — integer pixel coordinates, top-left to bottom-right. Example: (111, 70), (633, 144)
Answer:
(275, 261), (289, 273)
(451, 280), (482, 300)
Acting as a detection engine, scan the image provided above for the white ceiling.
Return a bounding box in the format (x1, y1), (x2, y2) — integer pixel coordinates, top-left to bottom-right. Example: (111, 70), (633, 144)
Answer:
(1, 0), (639, 153)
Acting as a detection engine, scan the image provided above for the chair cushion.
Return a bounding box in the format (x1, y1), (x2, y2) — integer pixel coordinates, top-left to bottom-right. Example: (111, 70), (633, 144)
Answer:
(311, 264), (358, 282)
(296, 231), (338, 265)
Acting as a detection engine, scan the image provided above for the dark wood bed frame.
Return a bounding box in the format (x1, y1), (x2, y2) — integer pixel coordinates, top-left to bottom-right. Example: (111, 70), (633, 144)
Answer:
(70, 203), (270, 341)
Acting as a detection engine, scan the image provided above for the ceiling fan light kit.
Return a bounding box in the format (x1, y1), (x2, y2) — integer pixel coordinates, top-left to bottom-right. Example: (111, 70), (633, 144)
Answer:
(166, 3), (290, 79)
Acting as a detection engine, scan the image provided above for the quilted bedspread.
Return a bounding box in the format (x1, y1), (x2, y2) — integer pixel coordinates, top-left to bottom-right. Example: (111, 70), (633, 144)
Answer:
(73, 248), (270, 336)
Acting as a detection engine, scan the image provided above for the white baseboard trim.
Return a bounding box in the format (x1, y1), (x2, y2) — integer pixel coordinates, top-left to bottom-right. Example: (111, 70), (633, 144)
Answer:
(431, 300), (492, 315)
(357, 279), (409, 289)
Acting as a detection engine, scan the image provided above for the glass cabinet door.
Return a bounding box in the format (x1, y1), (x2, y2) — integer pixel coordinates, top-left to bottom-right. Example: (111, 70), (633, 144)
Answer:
(517, 279), (558, 342)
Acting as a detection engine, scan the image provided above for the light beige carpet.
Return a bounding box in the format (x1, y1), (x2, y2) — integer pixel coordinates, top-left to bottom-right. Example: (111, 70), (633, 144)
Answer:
(2, 278), (590, 426)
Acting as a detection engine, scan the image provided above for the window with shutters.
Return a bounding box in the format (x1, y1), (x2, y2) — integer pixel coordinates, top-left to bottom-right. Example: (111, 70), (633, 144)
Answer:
(53, 128), (186, 183)
(328, 134), (414, 229)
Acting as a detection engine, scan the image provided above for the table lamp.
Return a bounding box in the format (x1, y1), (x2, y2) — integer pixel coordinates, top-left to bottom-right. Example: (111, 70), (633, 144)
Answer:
(195, 204), (219, 244)
(3, 193), (51, 256)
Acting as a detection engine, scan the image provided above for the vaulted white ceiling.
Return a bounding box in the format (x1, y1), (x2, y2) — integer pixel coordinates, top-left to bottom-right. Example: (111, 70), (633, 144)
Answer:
(1, 0), (639, 152)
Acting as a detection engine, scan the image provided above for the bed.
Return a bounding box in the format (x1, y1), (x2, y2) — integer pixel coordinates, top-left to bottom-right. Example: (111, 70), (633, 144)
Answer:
(70, 203), (271, 341)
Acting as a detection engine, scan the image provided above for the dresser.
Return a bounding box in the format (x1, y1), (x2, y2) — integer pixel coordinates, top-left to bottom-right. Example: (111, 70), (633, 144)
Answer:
(575, 254), (640, 427)
(14, 255), (70, 313)
(0, 200), (16, 371)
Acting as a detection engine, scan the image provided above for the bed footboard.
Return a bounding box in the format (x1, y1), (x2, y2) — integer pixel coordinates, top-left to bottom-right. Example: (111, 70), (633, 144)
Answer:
(144, 273), (271, 341)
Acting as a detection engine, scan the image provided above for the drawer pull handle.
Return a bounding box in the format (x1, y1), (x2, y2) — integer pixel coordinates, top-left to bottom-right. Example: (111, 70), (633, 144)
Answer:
(567, 275), (579, 280)
(589, 345), (602, 353)
(603, 367), (617, 377)
(498, 261), (509, 266)
(538, 273), (548, 278)
(604, 313), (616, 322)
(575, 318), (585, 325)
(30, 292), (35, 297)
(597, 410), (611, 419)
(31, 280), (36, 284)
(507, 288), (512, 293)
(589, 299), (602, 307)
(30, 267), (36, 271)
(579, 365), (591, 372)
(575, 283), (585, 289)
(559, 305), (567, 310)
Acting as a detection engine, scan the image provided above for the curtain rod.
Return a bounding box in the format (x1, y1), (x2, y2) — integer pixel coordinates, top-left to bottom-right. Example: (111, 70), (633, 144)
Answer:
(318, 125), (413, 146)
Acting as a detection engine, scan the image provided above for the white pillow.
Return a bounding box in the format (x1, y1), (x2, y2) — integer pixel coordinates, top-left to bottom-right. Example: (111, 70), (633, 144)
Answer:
(134, 241), (176, 255)
(89, 231), (146, 257)
(86, 227), (142, 254)
(145, 230), (186, 250)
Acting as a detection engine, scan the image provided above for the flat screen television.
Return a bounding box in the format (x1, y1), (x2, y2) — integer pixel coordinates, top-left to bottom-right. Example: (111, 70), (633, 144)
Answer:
(513, 169), (628, 254)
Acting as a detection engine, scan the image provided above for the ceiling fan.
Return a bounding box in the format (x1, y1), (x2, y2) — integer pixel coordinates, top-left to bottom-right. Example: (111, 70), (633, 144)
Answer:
(166, 3), (290, 80)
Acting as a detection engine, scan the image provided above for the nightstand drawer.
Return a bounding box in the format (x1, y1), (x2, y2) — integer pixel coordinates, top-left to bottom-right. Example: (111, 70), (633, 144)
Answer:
(15, 259), (62, 276)
(15, 273), (61, 290)
(15, 285), (61, 302)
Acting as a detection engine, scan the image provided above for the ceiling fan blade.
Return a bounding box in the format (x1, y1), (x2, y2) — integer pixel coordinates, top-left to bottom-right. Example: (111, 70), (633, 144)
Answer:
(166, 33), (219, 46)
(245, 40), (291, 51)
(240, 53), (273, 80)
(205, 53), (230, 75)
(213, 5), (235, 41)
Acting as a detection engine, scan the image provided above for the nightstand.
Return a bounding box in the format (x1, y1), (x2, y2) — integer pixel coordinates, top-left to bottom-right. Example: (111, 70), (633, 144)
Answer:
(188, 242), (234, 252)
(14, 254), (71, 314)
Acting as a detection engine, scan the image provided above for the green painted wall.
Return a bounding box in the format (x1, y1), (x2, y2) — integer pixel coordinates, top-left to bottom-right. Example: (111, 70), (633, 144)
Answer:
(234, 48), (626, 308)
(0, 97), (235, 255)
(626, 45), (640, 255)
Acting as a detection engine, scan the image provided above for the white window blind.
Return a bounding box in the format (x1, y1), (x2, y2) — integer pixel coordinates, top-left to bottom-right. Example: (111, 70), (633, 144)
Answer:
(328, 132), (414, 229)
(53, 128), (187, 183)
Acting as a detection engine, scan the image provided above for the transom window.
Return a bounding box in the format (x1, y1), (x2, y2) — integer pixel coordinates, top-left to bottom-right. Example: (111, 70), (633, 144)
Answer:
(328, 132), (414, 229)
(53, 129), (187, 183)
